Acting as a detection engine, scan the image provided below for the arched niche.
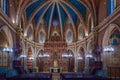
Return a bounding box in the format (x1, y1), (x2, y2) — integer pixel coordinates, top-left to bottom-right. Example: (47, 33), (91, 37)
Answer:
(0, 25), (13, 68)
(36, 49), (50, 72)
(65, 29), (73, 43)
(68, 49), (75, 72)
(0, 30), (8, 48)
(77, 47), (85, 72)
(86, 39), (95, 72)
(0, 29), (9, 68)
(62, 49), (75, 72)
(2, 25), (13, 48)
(87, 39), (94, 55)
(36, 49), (44, 72)
(52, 30), (59, 36)
(102, 24), (120, 67)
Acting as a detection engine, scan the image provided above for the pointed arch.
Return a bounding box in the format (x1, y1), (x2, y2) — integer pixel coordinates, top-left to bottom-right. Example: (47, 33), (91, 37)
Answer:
(2, 25), (13, 48)
(102, 24), (120, 47)
(25, 24), (34, 40)
(77, 46), (85, 72)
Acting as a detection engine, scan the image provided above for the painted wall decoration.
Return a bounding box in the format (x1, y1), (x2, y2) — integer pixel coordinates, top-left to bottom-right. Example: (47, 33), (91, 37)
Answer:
(66, 30), (73, 43)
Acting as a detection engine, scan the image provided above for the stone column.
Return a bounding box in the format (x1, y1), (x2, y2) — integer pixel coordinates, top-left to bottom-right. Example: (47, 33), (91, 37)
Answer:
(15, 27), (22, 60)
(33, 46), (37, 68)
(92, 27), (101, 61)
(74, 43), (78, 72)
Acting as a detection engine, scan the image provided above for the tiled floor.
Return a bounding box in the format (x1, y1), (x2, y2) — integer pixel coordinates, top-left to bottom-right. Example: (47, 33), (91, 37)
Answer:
(52, 73), (60, 80)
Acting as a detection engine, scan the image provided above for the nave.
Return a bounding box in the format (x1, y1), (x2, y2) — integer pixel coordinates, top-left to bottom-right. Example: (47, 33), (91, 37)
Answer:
(0, 0), (120, 80)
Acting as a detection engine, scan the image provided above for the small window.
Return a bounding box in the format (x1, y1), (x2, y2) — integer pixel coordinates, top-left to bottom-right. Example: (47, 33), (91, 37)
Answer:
(2, 0), (8, 14)
(107, 0), (114, 15)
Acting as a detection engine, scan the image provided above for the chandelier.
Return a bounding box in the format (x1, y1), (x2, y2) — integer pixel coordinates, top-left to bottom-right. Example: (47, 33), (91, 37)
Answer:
(3, 47), (13, 52)
(103, 45), (114, 52)
(77, 56), (83, 60)
(38, 53), (50, 58)
(62, 53), (72, 58)
(20, 54), (27, 58)
(85, 54), (93, 58)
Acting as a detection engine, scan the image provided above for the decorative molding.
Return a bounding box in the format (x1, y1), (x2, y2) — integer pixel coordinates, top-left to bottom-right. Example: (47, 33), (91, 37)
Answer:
(0, 9), (16, 32)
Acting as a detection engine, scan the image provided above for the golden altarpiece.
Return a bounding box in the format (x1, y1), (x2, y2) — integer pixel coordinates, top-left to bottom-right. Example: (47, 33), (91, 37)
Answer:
(42, 34), (68, 72)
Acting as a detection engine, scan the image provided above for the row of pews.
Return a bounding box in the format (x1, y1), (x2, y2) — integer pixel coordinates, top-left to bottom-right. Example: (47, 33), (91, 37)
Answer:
(60, 73), (108, 80)
(6, 73), (52, 80)
(2, 72), (120, 80)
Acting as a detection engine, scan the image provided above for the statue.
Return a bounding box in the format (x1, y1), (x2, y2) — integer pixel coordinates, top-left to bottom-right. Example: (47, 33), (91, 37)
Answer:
(54, 60), (58, 67)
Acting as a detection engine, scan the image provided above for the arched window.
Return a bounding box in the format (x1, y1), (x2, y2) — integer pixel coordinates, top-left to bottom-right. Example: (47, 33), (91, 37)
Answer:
(39, 31), (45, 44)
(78, 25), (85, 40)
(66, 30), (73, 43)
(27, 27), (33, 40)
(108, 0), (115, 15)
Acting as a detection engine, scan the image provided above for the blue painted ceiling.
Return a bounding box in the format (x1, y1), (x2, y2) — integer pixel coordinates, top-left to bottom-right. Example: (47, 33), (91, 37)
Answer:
(26, 0), (86, 27)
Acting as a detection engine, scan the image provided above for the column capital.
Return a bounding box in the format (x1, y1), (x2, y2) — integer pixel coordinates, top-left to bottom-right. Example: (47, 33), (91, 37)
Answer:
(16, 27), (22, 36)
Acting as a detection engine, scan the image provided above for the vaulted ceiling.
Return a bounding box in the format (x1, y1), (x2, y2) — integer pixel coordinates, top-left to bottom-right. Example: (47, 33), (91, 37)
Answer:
(18, 0), (97, 43)
(6, 0), (100, 43)
(25, 0), (87, 27)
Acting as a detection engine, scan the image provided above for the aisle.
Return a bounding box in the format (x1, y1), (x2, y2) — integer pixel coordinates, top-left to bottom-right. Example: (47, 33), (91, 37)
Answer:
(52, 73), (60, 80)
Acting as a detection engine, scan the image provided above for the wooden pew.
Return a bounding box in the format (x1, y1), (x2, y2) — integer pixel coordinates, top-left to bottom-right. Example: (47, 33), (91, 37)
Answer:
(6, 73), (52, 80)
(60, 73), (108, 80)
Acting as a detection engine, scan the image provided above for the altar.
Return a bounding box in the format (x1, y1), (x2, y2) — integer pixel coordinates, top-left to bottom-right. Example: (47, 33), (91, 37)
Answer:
(50, 67), (61, 73)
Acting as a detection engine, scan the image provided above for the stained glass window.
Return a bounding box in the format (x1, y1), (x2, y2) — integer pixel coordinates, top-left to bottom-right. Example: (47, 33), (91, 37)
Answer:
(66, 31), (73, 43)
(39, 31), (45, 44)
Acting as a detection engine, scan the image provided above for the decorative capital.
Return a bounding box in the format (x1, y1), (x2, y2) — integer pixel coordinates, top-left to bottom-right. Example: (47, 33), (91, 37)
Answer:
(92, 27), (98, 33)
(16, 27), (22, 36)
